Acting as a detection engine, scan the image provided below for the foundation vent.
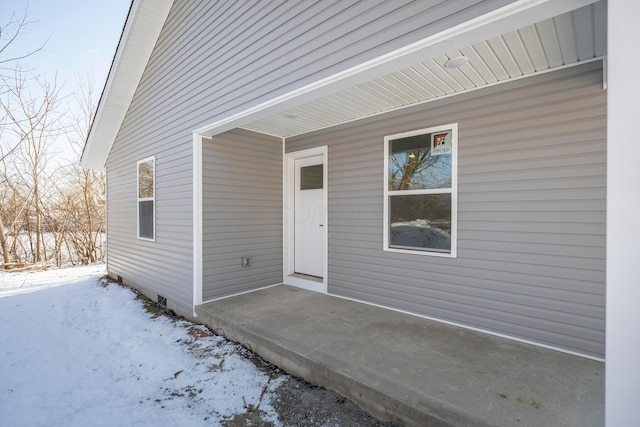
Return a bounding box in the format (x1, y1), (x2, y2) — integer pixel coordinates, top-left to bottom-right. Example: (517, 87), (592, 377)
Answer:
(157, 295), (167, 307)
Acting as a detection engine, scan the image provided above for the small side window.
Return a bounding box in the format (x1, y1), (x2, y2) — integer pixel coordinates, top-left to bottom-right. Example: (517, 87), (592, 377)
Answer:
(384, 124), (457, 257)
(137, 156), (155, 241)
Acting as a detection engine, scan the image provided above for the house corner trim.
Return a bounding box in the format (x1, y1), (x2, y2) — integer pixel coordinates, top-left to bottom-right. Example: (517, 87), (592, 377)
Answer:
(192, 133), (204, 315)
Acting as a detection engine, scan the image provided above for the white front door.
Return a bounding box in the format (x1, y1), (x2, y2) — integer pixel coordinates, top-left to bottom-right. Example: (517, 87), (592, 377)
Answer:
(294, 156), (325, 278)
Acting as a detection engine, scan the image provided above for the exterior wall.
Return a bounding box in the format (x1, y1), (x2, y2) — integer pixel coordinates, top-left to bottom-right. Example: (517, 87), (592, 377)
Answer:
(202, 129), (283, 301)
(103, 0), (515, 311)
(105, 137), (193, 310)
(286, 63), (606, 358)
(144, 0), (515, 133)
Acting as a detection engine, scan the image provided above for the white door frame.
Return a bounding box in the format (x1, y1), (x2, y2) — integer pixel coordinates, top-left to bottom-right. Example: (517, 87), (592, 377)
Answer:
(284, 146), (328, 293)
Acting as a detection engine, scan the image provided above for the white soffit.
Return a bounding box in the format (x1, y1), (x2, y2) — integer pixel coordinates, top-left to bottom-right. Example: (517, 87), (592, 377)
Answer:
(232, 0), (605, 139)
(81, 0), (173, 170)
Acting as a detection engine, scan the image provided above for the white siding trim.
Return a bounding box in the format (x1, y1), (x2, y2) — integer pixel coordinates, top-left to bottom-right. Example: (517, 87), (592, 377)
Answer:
(279, 57), (603, 139)
(281, 138), (287, 289)
(81, 0), (173, 169)
(201, 282), (283, 305)
(105, 166), (110, 271)
(192, 133), (203, 313)
(322, 148), (328, 285)
(193, 0), (599, 139)
(327, 291), (605, 363)
(606, 1), (640, 424)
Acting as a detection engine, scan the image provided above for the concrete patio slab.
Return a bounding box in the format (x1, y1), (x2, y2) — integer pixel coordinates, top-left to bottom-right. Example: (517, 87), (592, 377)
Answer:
(195, 285), (604, 427)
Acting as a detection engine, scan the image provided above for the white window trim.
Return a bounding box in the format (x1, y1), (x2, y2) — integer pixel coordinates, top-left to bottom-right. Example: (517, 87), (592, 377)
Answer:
(383, 123), (458, 258)
(137, 156), (156, 242)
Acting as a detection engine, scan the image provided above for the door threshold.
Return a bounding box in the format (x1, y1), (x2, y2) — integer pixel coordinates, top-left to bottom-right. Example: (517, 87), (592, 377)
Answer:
(286, 273), (326, 293)
(290, 273), (323, 283)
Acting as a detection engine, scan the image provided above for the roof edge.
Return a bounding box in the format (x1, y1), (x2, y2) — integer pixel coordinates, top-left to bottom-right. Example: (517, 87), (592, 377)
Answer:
(193, 0), (599, 139)
(81, 0), (173, 170)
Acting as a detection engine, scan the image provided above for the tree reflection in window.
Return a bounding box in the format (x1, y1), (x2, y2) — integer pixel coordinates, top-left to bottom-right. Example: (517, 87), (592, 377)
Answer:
(138, 160), (154, 198)
(137, 157), (155, 240)
(388, 133), (451, 191)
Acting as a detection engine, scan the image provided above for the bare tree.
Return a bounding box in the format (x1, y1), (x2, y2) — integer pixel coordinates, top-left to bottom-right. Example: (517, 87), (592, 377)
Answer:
(0, 4), (46, 86)
(64, 73), (105, 264)
(0, 145), (34, 267)
(0, 167), (10, 266)
(0, 7), (105, 269)
(1, 67), (64, 264)
(0, 4), (47, 268)
(0, 3), (47, 165)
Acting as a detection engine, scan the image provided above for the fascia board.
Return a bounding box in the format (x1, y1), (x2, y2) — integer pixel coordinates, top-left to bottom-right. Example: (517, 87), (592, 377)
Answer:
(81, 0), (173, 170)
(194, 0), (599, 138)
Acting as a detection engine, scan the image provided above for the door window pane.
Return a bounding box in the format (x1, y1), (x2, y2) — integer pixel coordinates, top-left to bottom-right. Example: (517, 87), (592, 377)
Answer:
(300, 164), (323, 190)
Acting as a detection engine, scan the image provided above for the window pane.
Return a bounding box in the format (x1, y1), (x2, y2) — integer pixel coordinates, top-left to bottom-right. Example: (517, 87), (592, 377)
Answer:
(389, 194), (451, 252)
(388, 132), (452, 191)
(139, 200), (154, 239)
(300, 164), (323, 190)
(138, 160), (154, 198)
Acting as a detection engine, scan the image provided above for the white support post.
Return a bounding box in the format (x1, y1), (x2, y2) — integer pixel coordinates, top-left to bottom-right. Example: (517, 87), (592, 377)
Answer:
(192, 133), (203, 315)
(606, 1), (640, 425)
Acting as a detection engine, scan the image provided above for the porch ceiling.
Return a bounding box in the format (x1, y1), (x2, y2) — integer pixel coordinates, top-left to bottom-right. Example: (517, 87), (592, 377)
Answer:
(240, 1), (606, 139)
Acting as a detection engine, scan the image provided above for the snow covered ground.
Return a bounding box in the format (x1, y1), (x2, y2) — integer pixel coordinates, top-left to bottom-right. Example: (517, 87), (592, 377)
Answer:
(0, 265), (284, 426)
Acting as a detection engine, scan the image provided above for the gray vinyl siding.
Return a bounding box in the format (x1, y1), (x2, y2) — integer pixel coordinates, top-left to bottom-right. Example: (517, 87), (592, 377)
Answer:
(286, 63), (606, 358)
(136, 0), (515, 134)
(104, 0), (514, 311)
(202, 129), (283, 301)
(105, 138), (193, 310)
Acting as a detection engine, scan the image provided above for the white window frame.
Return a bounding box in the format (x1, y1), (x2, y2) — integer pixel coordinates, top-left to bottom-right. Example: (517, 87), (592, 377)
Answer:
(383, 123), (458, 257)
(137, 156), (156, 241)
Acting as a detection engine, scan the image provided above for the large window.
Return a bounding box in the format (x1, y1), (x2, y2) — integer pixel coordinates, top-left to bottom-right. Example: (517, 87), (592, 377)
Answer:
(384, 124), (457, 256)
(137, 156), (155, 241)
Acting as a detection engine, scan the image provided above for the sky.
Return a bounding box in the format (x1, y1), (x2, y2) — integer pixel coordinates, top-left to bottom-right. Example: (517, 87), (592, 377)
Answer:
(3, 0), (131, 91)
(1, 1), (132, 164)
(0, 265), (284, 426)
